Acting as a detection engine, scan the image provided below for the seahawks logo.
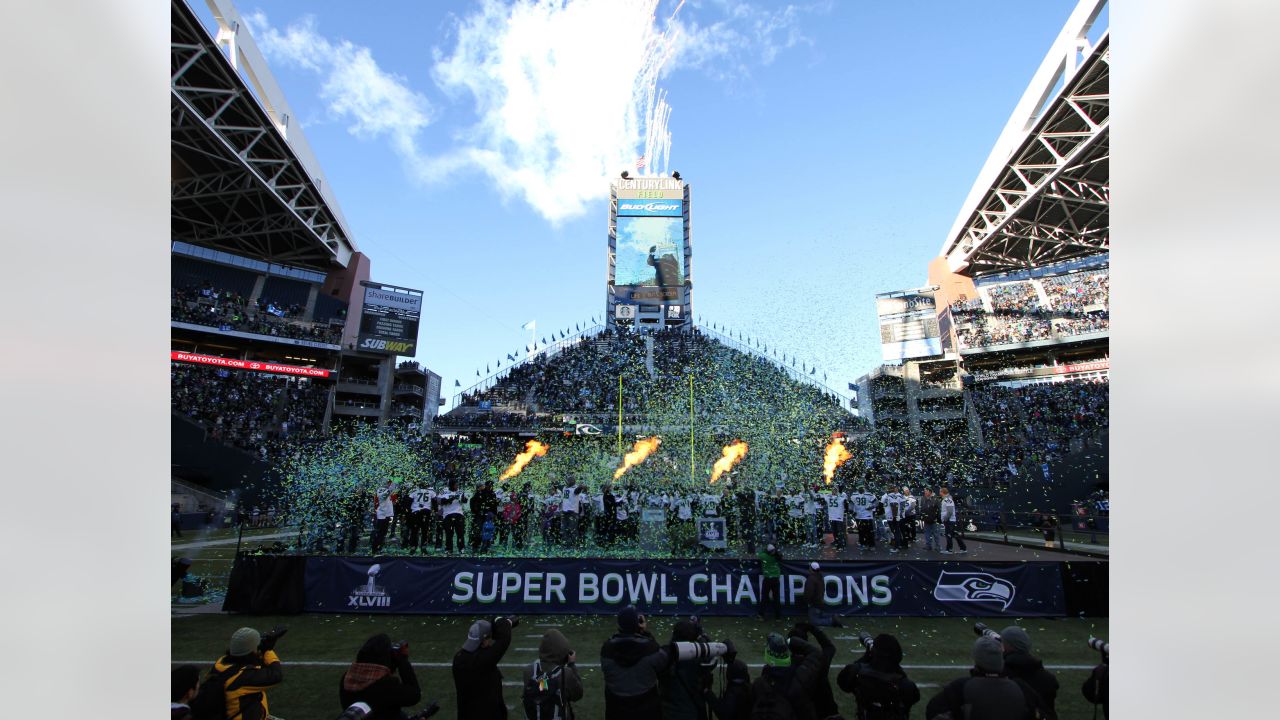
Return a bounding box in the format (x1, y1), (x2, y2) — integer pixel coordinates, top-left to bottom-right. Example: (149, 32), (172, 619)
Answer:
(932, 571), (1015, 609)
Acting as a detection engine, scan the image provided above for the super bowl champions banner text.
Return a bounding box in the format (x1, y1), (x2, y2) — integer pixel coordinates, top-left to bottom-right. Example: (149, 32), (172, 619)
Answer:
(304, 558), (1065, 617)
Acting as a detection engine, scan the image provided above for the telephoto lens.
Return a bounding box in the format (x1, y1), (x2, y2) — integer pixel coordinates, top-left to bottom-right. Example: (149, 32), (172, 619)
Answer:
(410, 700), (441, 719)
(337, 702), (371, 720)
(974, 623), (1001, 641)
(857, 631), (874, 650)
(1088, 637), (1109, 655)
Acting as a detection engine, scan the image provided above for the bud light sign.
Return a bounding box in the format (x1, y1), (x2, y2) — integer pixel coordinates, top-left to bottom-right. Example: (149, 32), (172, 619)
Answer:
(617, 199), (683, 217)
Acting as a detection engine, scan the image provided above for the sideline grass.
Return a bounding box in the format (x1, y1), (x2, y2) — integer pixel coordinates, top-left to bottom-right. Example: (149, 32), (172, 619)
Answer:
(173, 613), (1108, 719)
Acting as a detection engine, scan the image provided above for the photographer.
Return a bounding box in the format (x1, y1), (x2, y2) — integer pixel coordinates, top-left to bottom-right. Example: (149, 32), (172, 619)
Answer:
(705, 659), (752, 720)
(601, 606), (732, 720)
(338, 633), (422, 719)
(750, 623), (836, 720)
(998, 627), (1059, 719)
(924, 637), (1047, 720)
(660, 618), (731, 720)
(194, 626), (285, 720)
(786, 622), (840, 719)
(1081, 646), (1108, 719)
(836, 633), (919, 720)
(453, 616), (517, 719)
(522, 628), (583, 720)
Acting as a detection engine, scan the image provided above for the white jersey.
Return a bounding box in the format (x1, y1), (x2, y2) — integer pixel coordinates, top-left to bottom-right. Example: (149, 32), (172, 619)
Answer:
(408, 488), (434, 513)
(903, 495), (917, 517)
(786, 495), (805, 518)
(940, 496), (959, 522)
(826, 494), (847, 522)
(560, 486), (582, 513)
(881, 492), (906, 521)
(699, 494), (721, 516)
(676, 496), (693, 521)
(592, 493), (605, 513)
(849, 492), (876, 520)
(375, 487), (395, 520)
(438, 490), (465, 517)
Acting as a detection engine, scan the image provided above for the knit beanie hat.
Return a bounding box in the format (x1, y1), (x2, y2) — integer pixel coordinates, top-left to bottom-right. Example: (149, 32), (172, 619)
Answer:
(764, 633), (791, 667)
(229, 627), (260, 657)
(972, 636), (1004, 673)
(617, 606), (641, 634)
(1000, 626), (1033, 654)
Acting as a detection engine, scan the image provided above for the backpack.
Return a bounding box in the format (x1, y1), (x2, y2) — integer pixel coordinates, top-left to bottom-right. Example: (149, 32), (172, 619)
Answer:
(188, 663), (246, 720)
(522, 659), (567, 720)
(751, 670), (798, 720)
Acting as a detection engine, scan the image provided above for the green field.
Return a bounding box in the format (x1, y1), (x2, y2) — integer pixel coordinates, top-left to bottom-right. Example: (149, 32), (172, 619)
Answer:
(172, 612), (1108, 719)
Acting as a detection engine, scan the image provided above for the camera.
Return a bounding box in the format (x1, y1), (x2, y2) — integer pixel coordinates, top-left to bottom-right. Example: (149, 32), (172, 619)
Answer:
(973, 623), (1001, 641)
(392, 640), (409, 656)
(1088, 636), (1109, 656)
(409, 701), (441, 719)
(337, 702), (372, 719)
(857, 631), (874, 650)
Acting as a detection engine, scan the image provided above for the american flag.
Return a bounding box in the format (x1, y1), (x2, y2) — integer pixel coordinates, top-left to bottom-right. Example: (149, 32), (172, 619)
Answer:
(635, 156), (646, 170)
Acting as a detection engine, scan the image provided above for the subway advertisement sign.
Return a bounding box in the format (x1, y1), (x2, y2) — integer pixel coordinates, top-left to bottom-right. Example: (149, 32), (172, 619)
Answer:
(357, 282), (423, 356)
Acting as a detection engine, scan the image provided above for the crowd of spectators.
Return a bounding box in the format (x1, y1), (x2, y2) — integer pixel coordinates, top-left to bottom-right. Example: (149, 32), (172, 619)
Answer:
(969, 378), (1109, 482)
(171, 363), (330, 456)
(172, 281), (342, 345)
(178, 614), (1106, 719)
(949, 268), (1110, 350)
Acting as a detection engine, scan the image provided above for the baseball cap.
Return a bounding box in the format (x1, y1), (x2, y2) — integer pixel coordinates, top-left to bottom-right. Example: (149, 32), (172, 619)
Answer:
(462, 620), (492, 652)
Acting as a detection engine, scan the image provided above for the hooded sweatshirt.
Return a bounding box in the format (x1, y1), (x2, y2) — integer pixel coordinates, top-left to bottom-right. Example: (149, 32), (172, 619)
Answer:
(600, 631), (671, 720)
(836, 635), (920, 719)
(521, 629), (584, 719)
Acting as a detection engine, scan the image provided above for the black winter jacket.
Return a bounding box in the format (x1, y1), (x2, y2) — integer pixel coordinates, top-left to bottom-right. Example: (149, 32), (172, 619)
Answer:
(452, 617), (514, 720)
(338, 656), (421, 719)
(600, 632), (671, 720)
(925, 670), (1047, 720)
(1003, 650), (1059, 719)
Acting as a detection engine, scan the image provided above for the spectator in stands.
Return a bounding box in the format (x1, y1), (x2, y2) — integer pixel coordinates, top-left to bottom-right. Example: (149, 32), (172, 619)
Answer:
(837, 633), (920, 720)
(925, 637), (1047, 720)
(452, 616), (518, 720)
(999, 627), (1059, 719)
(171, 664), (200, 720)
(203, 626), (285, 720)
(338, 633), (423, 719)
(750, 624), (835, 719)
(521, 628), (583, 720)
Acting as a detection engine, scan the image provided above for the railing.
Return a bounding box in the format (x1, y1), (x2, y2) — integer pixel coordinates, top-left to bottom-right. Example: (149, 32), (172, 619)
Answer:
(966, 508), (1110, 551)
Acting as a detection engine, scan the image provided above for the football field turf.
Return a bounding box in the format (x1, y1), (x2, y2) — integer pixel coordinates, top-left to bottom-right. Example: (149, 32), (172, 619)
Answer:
(172, 612), (1109, 719)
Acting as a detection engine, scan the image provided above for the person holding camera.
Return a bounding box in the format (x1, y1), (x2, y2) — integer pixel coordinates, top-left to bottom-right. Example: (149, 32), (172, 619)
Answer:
(338, 633), (423, 719)
(1081, 653), (1108, 718)
(660, 618), (721, 720)
(836, 633), (920, 720)
(194, 626), (286, 720)
(522, 628), (583, 720)
(785, 621), (840, 719)
(452, 615), (517, 719)
(600, 606), (732, 720)
(924, 637), (1047, 720)
(998, 627), (1059, 719)
(750, 623), (835, 720)
(705, 658), (753, 720)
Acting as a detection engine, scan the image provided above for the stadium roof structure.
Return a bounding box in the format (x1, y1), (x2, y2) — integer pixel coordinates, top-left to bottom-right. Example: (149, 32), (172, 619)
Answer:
(171, 0), (357, 271)
(941, 0), (1109, 277)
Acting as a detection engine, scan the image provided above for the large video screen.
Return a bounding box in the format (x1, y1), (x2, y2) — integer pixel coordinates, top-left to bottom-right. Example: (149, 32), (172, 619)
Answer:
(877, 291), (942, 361)
(615, 214), (685, 292)
(357, 283), (422, 355)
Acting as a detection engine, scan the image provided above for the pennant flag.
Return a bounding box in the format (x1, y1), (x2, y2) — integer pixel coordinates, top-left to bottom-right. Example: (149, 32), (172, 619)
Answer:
(486, 365), (490, 373)
(575, 323), (580, 332)
(454, 379), (461, 387)
(521, 320), (535, 330)
(810, 367), (816, 375)
(476, 370), (480, 377)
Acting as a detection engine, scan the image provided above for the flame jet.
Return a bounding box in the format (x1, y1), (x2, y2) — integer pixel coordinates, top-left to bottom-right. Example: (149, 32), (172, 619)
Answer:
(823, 436), (853, 484)
(710, 440), (749, 483)
(500, 440), (549, 481)
(614, 436), (662, 479)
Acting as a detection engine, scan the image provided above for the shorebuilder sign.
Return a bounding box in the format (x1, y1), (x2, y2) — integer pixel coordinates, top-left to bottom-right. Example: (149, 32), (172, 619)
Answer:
(304, 557), (1064, 617)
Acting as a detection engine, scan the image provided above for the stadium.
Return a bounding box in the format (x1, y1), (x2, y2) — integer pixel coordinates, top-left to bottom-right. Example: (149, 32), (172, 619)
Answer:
(170, 0), (1110, 718)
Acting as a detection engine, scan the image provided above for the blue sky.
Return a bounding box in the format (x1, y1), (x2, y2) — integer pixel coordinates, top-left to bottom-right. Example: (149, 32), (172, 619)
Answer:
(203, 0), (1105, 400)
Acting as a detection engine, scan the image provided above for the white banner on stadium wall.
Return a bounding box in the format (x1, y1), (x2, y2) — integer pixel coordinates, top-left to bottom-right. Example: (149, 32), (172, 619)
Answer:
(615, 304), (637, 319)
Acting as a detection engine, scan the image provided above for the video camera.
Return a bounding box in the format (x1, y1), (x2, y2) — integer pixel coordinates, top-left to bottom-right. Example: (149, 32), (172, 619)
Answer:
(857, 631), (875, 651)
(1088, 636), (1109, 658)
(973, 623), (1001, 641)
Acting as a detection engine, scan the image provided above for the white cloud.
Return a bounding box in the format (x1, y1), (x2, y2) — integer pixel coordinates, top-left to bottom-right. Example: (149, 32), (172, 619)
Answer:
(245, 12), (433, 170)
(245, 1), (821, 225)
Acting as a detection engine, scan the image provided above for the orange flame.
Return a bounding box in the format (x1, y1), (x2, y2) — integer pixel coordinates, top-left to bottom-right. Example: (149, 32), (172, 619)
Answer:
(614, 436), (662, 479)
(710, 440), (749, 483)
(499, 440), (549, 480)
(823, 437), (853, 484)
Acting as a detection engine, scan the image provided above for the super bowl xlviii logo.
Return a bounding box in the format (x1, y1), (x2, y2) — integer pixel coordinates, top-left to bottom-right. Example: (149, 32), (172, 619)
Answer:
(349, 563), (391, 608)
(932, 571), (1015, 610)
